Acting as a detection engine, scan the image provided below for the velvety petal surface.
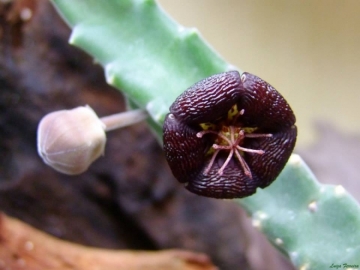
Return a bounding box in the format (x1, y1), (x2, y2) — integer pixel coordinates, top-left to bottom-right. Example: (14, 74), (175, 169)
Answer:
(244, 126), (297, 188)
(170, 71), (242, 124)
(163, 113), (208, 183)
(237, 72), (296, 131)
(186, 156), (258, 199)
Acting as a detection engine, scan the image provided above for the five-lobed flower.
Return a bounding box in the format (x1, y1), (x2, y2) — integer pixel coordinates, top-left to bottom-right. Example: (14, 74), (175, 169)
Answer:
(163, 71), (297, 199)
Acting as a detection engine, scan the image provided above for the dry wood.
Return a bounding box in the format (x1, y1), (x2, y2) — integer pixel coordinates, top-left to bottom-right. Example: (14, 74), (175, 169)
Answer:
(0, 213), (217, 270)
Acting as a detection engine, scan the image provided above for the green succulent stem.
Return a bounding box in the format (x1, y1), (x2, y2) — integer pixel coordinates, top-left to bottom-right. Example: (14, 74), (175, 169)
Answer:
(52, 0), (234, 140)
(51, 0), (360, 269)
(239, 154), (360, 268)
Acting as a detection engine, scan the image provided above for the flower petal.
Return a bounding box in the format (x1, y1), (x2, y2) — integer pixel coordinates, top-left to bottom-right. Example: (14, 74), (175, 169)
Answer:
(163, 113), (209, 183)
(244, 126), (297, 188)
(170, 71), (242, 124)
(238, 72), (296, 130)
(185, 156), (258, 198)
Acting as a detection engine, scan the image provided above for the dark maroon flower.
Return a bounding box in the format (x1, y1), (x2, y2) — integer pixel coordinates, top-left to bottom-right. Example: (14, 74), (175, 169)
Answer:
(163, 71), (297, 199)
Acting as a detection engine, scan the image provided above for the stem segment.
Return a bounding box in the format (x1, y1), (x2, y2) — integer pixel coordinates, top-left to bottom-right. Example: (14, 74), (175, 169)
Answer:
(100, 109), (148, 132)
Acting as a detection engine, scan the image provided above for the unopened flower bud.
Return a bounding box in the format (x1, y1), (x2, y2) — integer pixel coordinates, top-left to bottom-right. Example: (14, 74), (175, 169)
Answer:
(37, 106), (106, 175)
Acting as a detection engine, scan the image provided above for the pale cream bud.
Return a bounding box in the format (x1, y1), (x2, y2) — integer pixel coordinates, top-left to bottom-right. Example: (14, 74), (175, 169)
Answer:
(37, 106), (106, 175)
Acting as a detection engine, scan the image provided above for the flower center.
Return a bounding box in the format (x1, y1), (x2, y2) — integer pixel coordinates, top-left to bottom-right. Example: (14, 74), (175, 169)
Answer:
(196, 109), (272, 178)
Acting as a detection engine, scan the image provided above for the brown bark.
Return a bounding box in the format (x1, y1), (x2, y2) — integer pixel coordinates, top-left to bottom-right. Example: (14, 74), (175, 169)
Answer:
(0, 212), (217, 270)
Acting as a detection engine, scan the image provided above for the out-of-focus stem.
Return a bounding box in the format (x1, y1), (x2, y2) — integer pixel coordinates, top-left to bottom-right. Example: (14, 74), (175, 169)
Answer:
(100, 109), (148, 132)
